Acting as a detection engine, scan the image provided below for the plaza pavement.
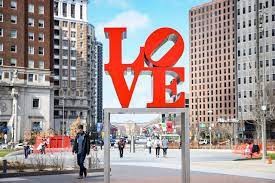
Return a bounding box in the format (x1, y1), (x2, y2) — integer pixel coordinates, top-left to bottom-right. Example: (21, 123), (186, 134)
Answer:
(2, 148), (275, 182)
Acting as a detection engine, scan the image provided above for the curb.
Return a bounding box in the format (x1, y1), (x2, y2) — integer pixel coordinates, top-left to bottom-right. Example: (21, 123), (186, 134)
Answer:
(0, 168), (104, 178)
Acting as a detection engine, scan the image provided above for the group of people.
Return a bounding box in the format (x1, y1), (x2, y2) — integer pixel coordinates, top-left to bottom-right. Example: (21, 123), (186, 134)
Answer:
(244, 142), (260, 158)
(147, 137), (169, 158)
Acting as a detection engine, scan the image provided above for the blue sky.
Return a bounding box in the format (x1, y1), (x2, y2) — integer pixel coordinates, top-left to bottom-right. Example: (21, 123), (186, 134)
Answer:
(88, 0), (210, 123)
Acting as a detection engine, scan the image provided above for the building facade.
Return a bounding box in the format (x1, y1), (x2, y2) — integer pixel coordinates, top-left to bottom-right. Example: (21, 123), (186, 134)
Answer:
(0, 0), (54, 142)
(96, 41), (103, 125)
(189, 0), (237, 140)
(53, 0), (98, 133)
(236, 0), (275, 139)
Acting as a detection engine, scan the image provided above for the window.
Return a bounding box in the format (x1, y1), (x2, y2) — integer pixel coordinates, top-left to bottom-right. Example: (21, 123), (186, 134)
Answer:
(38, 74), (44, 82)
(39, 61), (44, 69)
(62, 69), (68, 77)
(54, 2), (59, 16)
(10, 45), (16, 52)
(273, 59), (275, 66)
(28, 60), (34, 68)
(62, 3), (67, 17)
(0, 58), (3, 65)
(38, 20), (44, 28)
(273, 14), (275, 21)
(10, 0), (17, 9)
(28, 46), (34, 54)
(0, 13), (3, 22)
(32, 122), (41, 132)
(38, 6), (44, 15)
(71, 4), (75, 18)
(38, 33), (44, 42)
(10, 30), (17, 38)
(32, 98), (40, 108)
(28, 18), (34, 26)
(10, 58), (16, 66)
(0, 0), (3, 7)
(62, 21), (68, 27)
(71, 22), (76, 28)
(0, 43), (3, 51)
(273, 29), (275, 36)
(80, 5), (83, 19)
(28, 4), (34, 13)
(38, 47), (44, 55)
(28, 74), (34, 82)
(0, 28), (3, 37)
(273, 44), (275, 51)
(71, 31), (76, 38)
(273, 74), (275, 81)
(11, 15), (17, 24)
(28, 32), (34, 40)
(71, 70), (76, 77)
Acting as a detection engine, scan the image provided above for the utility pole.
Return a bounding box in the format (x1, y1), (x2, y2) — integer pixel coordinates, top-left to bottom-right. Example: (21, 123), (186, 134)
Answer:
(259, 4), (267, 161)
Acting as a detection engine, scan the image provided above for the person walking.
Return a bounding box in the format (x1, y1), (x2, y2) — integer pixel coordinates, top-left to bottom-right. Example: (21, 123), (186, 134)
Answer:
(118, 138), (125, 158)
(154, 137), (161, 158)
(72, 125), (90, 179)
(100, 139), (104, 150)
(23, 141), (30, 159)
(147, 138), (152, 154)
(162, 137), (168, 157)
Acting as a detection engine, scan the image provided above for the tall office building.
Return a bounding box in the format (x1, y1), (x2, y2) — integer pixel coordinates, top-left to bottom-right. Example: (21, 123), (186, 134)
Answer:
(236, 0), (275, 139)
(96, 41), (103, 125)
(53, 0), (98, 133)
(0, 0), (54, 141)
(189, 0), (236, 138)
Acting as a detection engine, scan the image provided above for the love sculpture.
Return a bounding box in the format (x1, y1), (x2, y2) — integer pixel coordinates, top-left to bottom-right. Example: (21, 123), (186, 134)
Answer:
(104, 27), (185, 108)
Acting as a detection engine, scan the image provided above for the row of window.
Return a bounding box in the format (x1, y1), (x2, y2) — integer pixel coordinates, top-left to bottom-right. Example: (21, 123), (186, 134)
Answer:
(0, 71), (45, 83)
(238, 103), (274, 113)
(190, 0), (233, 16)
(0, 57), (44, 68)
(191, 108), (235, 117)
(0, 41), (45, 56)
(54, 49), (77, 57)
(237, 0), (275, 16)
(54, 29), (84, 39)
(238, 74), (275, 85)
(54, 59), (77, 67)
(54, 1), (83, 19)
(237, 59), (275, 71)
(237, 15), (275, 29)
(238, 44), (275, 57)
(0, 13), (45, 28)
(53, 69), (77, 77)
(0, 0), (45, 14)
(0, 29), (44, 42)
(238, 29), (275, 43)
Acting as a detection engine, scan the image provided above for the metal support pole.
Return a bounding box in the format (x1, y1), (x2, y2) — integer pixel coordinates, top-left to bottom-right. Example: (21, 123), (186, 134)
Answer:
(62, 96), (65, 149)
(181, 112), (190, 183)
(104, 111), (110, 183)
(2, 159), (7, 173)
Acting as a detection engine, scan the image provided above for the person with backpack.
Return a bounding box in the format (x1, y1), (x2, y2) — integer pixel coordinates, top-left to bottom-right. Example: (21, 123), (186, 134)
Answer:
(154, 137), (161, 158)
(72, 125), (90, 179)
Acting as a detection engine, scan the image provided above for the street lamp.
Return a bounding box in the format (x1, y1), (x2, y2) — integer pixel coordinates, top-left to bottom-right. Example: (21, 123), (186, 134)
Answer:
(62, 96), (65, 149)
(208, 110), (213, 149)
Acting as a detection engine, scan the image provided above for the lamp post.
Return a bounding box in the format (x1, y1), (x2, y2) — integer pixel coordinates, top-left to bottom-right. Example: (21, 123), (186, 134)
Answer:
(208, 110), (213, 149)
(62, 96), (65, 149)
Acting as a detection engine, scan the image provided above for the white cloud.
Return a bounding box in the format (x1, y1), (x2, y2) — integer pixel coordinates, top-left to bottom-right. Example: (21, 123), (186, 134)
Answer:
(93, 0), (130, 9)
(95, 10), (150, 41)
